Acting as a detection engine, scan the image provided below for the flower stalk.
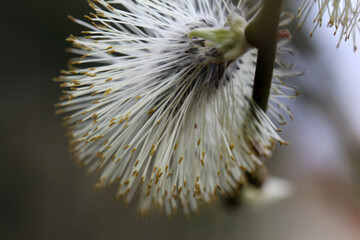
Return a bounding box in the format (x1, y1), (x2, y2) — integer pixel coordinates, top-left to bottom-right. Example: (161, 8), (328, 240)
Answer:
(224, 0), (285, 206)
(245, 0), (284, 111)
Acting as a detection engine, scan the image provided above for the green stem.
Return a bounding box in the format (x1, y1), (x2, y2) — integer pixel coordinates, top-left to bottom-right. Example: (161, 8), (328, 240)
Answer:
(245, 0), (284, 111)
(224, 0), (284, 208)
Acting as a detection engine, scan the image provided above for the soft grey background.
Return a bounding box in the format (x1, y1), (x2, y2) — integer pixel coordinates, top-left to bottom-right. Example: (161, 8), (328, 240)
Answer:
(1, 1), (360, 239)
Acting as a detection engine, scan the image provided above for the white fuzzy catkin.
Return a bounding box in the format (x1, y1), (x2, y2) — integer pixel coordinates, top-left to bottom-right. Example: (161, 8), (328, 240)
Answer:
(56, 0), (298, 216)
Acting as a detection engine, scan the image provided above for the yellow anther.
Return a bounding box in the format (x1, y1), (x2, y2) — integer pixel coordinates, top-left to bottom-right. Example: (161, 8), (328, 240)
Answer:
(103, 88), (112, 96)
(84, 15), (93, 21)
(148, 109), (155, 115)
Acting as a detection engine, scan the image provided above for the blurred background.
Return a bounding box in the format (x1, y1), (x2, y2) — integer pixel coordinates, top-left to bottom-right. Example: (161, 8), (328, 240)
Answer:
(1, 1), (359, 239)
